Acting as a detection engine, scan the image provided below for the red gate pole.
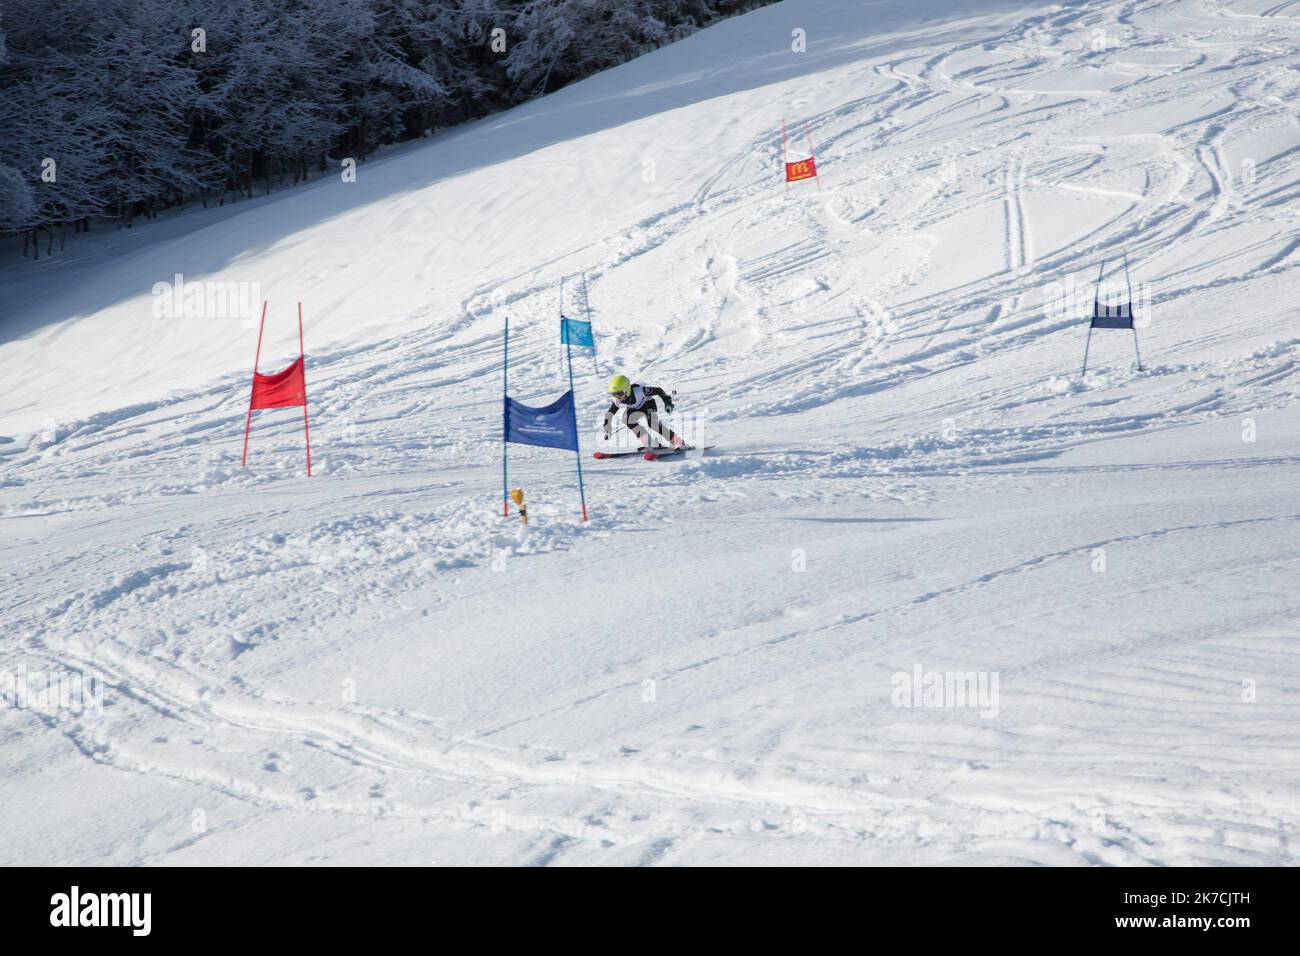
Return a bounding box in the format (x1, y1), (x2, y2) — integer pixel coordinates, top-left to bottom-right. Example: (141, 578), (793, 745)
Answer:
(241, 301), (268, 466)
(803, 119), (822, 190)
(781, 118), (789, 194)
(298, 302), (312, 477)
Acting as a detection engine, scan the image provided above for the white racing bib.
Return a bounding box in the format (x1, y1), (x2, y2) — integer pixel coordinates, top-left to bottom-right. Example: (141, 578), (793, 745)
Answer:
(614, 384), (655, 412)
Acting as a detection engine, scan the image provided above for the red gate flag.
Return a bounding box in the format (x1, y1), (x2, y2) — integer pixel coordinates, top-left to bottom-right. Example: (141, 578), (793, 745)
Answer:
(781, 118), (821, 187)
(241, 301), (313, 476)
(250, 357), (306, 408)
(785, 157), (817, 182)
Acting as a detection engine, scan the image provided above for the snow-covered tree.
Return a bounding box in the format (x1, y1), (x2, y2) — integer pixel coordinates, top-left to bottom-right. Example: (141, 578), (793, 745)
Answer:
(0, 164), (34, 234)
(0, 0), (772, 250)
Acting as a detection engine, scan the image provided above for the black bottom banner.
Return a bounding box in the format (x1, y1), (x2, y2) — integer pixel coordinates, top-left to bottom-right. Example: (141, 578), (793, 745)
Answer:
(0, 864), (1286, 944)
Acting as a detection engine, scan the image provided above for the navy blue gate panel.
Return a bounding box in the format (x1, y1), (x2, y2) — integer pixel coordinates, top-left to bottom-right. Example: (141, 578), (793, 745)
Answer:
(1091, 303), (1134, 329)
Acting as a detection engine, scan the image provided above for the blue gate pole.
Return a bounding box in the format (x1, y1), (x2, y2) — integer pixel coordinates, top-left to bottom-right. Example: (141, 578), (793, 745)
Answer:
(502, 317), (509, 517)
(565, 331), (588, 523)
(1092, 258), (1107, 316)
(581, 271), (598, 373)
(1124, 253), (1144, 370)
(1083, 258), (1107, 377)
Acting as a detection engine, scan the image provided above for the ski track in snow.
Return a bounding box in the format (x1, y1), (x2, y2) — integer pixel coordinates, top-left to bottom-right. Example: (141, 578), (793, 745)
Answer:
(2, 0), (1300, 866)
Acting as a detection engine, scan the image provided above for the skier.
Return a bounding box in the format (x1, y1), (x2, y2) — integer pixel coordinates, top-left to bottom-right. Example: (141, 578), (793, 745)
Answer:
(602, 374), (684, 450)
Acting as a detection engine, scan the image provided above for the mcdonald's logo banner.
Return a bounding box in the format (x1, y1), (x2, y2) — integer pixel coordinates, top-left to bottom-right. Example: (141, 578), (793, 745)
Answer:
(785, 157), (817, 182)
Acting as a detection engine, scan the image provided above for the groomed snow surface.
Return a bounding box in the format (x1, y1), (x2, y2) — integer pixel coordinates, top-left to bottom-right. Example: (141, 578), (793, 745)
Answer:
(2, 0), (1299, 865)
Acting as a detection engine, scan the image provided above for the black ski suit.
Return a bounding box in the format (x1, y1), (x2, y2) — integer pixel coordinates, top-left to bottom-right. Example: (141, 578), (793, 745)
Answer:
(602, 384), (678, 446)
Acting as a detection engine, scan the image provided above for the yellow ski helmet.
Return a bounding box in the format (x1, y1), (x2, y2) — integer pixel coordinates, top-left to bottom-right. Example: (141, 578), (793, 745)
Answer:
(608, 374), (631, 395)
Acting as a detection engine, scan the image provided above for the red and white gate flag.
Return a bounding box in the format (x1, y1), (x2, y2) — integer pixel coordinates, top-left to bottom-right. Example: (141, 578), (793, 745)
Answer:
(781, 118), (820, 185)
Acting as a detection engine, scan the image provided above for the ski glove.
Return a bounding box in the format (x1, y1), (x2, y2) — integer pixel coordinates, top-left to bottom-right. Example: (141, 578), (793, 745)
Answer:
(663, 398), (674, 413)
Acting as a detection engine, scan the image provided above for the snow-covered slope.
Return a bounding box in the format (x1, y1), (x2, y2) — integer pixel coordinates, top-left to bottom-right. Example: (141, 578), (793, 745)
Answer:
(2, 0), (1298, 865)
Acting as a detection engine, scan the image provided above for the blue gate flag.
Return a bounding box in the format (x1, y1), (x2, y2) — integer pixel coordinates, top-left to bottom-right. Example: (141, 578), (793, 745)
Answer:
(560, 317), (593, 347)
(1091, 303), (1134, 329)
(504, 390), (578, 451)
